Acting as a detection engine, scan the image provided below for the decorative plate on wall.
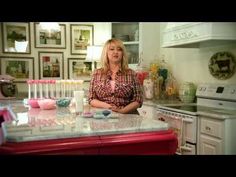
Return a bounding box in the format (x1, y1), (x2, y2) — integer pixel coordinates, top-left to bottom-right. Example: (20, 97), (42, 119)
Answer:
(208, 51), (236, 80)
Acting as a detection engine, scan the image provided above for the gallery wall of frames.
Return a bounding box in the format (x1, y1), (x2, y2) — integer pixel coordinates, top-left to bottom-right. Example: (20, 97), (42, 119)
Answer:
(0, 22), (111, 93)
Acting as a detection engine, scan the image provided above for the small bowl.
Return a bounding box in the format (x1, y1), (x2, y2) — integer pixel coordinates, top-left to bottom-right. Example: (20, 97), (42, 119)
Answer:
(28, 98), (40, 108)
(82, 112), (94, 118)
(38, 99), (56, 110)
(102, 110), (111, 117)
(93, 111), (106, 119)
(56, 98), (71, 107)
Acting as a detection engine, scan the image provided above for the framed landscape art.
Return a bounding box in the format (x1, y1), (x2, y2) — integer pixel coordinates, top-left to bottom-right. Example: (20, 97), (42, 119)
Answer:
(70, 24), (93, 55)
(2, 22), (31, 53)
(34, 23), (66, 48)
(0, 56), (34, 82)
(67, 58), (93, 81)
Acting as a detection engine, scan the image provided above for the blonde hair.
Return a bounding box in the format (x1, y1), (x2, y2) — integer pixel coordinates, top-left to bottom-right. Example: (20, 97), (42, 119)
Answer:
(100, 38), (129, 74)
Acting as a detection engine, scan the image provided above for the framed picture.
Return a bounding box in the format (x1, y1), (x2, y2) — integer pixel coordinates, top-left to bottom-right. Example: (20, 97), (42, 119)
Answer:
(95, 61), (101, 69)
(68, 58), (93, 81)
(34, 23), (66, 48)
(1, 22), (31, 53)
(0, 57), (34, 83)
(208, 51), (236, 80)
(38, 52), (64, 79)
(70, 24), (94, 55)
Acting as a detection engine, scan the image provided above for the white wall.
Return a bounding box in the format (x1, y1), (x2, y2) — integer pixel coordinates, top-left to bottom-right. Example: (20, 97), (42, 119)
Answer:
(140, 22), (161, 68)
(159, 22), (236, 87)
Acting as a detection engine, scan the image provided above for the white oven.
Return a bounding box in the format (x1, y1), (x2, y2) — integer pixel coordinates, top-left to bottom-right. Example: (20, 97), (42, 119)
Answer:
(155, 83), (236, 155)
(156, 106), (197, 155)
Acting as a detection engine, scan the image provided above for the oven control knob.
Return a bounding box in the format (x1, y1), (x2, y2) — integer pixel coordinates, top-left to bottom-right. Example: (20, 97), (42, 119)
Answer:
(158, 117), (165, 122)
(231, 89), (236, 94)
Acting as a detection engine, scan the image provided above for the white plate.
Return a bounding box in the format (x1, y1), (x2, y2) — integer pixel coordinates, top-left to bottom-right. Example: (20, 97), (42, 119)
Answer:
(93, 114), (106, 119)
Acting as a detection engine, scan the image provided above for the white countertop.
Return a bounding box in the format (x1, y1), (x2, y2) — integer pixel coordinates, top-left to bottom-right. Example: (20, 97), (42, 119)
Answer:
(1, 100), (168, 143)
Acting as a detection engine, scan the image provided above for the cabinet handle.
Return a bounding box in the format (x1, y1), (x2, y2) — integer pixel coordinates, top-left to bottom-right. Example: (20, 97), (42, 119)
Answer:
(183, 118), (193, 123)
(158, 117), (165, 122)
(205, 126), (211, 131)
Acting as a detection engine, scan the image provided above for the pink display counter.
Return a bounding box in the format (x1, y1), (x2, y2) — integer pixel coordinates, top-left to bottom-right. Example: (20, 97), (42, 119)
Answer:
(0, 100), (177, 155)
(0, 130), (177, 155)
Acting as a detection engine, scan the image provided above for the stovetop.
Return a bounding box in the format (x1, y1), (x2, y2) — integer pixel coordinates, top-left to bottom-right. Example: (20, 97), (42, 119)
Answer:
(164, 105), (198, 113)
(157, 104), (199, 115)
(156, 83), (236, 117)
(157, 104), (236, 117)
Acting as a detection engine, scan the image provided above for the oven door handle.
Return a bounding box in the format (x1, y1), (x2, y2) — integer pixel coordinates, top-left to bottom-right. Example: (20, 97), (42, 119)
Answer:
(180, 145), (193, 152)
(183, 118), (193, 123)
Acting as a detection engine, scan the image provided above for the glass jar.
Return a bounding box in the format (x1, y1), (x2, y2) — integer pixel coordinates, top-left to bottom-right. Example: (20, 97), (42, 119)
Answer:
(136, 52), (149, 85)
(143, 77), (154, 99)
(165, 73), (177, 100)
(178, 82), (196, 103)
(159, 55), (168, 81)
(153, 75), (163, 100)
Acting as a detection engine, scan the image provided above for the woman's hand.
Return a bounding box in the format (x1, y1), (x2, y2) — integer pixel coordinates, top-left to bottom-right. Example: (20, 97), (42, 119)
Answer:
(111, 101), (140, 114)
(111, 105), (124, 113)
(90, 99), (114, 110)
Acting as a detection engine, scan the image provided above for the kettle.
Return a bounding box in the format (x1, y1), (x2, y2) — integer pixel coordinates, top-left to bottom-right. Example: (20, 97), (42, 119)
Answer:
(0, 75), (18, 99)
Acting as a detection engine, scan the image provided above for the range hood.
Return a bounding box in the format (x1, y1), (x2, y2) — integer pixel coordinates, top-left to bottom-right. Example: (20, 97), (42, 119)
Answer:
(162, 22), (236, 48)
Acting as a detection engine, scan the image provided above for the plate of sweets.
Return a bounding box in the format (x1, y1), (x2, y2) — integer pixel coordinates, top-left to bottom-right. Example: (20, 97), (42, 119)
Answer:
(93, 110), (112, 119)
(82, 112), (94, 118)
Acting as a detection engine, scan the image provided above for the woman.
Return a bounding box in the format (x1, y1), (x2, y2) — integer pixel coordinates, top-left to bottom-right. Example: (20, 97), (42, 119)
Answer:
(88, 38), (143, 114)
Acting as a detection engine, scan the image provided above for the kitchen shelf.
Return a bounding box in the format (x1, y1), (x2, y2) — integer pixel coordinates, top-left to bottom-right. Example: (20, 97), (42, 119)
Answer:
(111, 22), (140, 65)
(123, 41), (139, 45)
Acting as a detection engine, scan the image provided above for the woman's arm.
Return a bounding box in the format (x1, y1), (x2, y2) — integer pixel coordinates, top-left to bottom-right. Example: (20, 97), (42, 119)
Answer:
(111, 101), (140, 114)
(90, 99), (112, 109)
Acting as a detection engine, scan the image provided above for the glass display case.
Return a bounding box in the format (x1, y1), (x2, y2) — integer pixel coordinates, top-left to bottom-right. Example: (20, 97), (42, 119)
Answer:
(112, 23), (140, 65)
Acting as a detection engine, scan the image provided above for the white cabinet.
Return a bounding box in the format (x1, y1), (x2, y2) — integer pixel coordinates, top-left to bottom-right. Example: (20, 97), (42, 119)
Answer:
(93, 23), (111, 45)
(198, 117), (224, 155)
(110, 22), (161, 69)
(111, 23), (140, 65)
(199, 134), (222, 154)
(198, 116), (236, 155)
(162, 22), (236, 48)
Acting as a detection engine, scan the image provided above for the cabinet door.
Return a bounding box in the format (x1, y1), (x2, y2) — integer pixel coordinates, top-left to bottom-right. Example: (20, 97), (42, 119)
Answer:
(199, 134), (222, 155)
(111, 23), (140, 65)
(200, 118), (223, 139)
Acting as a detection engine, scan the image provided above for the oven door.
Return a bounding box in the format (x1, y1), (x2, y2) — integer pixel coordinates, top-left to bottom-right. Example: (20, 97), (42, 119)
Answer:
(156, 109), (197, 155)
(180, 143), (196, 155)
(182, 115), (197, 144)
